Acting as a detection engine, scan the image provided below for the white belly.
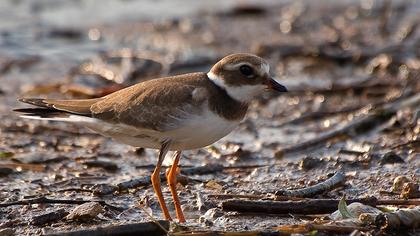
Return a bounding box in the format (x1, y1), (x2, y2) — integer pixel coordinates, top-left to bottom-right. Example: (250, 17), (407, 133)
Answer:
(165, 110), (240, 150)
(84, 110), (240, 151)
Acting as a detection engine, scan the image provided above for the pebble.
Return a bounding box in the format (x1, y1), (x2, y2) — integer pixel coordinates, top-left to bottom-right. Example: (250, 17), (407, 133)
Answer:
(401, 182), (420, 199)
(392, 176), (410, 192)
(380, 152), (404, 165)
(66, 202), (104, 221)
(299, 156), (323, 170)
(0, 167), (14, 176)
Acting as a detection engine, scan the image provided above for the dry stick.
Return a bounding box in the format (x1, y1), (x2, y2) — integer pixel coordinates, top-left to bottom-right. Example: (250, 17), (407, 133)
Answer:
(222, 197), (420, 215)
(31, 208), (69, 226)
(274, 223), (369, 234)
(0, 163), (46, 172)
(276, 92), (420, 156)
(376, 207), (420, 230)
(275, 171), (345, 197)
(208, 193), (275, 200)
(0, 196), (125, 211)
(391, 139), (420, 149)
(45, 220), (170, 236)
(210, 193), (420, 206)
(170, 230), (290, 236)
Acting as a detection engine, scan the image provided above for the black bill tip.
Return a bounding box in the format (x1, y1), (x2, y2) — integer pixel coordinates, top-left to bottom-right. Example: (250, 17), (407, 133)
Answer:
(267, 78), (288, 92)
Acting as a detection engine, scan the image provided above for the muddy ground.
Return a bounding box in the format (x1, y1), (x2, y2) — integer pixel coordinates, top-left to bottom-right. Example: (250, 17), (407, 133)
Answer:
(0, 0), (419, 235)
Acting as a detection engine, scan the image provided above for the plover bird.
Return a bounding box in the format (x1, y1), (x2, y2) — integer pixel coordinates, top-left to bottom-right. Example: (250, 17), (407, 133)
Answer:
(15, 53), (287, 223)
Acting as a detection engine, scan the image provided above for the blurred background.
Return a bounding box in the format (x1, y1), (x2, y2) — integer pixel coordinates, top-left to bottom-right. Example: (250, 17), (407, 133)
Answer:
(0, 0), (419, 234)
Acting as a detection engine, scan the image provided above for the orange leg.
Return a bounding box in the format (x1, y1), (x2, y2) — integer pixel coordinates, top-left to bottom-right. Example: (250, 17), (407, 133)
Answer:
(167, 151), (186, 223)
(151, 141), (172, 221)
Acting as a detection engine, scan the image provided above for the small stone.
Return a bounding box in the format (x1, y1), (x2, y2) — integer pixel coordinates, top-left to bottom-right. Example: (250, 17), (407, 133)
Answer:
(380, 152), (404, 165)
(198, 216), (213, 226)
(203, 208), (223, 220)
(0, 167), (14, 176)
(66, 202), (104, 221)
(274, 150), (284, 159)
(400, 182), (420, 199)
(392, 176), (410, 192)
(90, 184), (118, 196)
(205, 180), (224, 191)
(299, 156), (323, 170)
(135, 148), (145, 156)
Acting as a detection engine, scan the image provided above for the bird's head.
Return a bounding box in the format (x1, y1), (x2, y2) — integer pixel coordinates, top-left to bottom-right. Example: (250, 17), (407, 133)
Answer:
(207, 53), (287, 103)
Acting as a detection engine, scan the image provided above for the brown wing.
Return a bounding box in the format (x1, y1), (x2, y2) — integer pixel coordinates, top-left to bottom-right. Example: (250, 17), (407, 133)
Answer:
(91, 72), (209, 131)
(16, 72), (210, 131)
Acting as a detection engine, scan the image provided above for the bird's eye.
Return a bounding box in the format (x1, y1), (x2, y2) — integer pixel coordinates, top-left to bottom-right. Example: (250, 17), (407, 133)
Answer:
(239, 65), (254, 77)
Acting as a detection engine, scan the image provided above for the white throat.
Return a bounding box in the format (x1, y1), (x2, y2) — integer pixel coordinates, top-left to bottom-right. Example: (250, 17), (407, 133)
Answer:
(207, 72), (265, 103)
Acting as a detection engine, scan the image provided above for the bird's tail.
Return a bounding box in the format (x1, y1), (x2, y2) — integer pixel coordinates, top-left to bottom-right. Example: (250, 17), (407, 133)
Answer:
(14, 97), (102, 123)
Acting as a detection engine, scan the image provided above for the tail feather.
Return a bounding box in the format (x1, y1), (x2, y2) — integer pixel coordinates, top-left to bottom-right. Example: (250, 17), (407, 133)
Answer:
(14, 108), (70, 119)
(15, 97), (103, 122)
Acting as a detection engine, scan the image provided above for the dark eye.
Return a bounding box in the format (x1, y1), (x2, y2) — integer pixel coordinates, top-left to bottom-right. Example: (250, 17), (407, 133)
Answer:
(239, 65), (254, 77)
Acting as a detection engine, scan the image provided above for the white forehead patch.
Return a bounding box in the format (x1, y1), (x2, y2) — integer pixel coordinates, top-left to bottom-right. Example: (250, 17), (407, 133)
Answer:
(207, 72), (265, 103)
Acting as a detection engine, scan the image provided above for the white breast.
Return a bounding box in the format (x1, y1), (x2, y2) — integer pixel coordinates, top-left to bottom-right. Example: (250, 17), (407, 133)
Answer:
(165, 109), (240, 150)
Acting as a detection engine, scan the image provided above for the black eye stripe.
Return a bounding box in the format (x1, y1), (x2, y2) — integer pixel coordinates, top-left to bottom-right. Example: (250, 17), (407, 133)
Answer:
(239, 65), (254, 77)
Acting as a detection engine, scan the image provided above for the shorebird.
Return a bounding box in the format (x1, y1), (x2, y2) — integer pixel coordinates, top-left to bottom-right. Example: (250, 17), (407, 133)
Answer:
(15, 53), (287, 223)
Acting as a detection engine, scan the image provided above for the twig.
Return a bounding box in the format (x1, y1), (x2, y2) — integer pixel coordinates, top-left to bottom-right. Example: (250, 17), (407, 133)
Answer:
(338, 149), (366, 156)
(362, 199), (420, 206)
(54, 188), (93, 193)
(180, 164), (224, 175)
(390, 139), (420, 149)
(222, 197), (420, 215)
(0, 163), (46, 172)
(170, 230), (289, 236)
(375, 207), (420, 230)
(0, 196), (125, 211)
(275, 93), (420, 156)
(31, 208), (69, 226)
(274, 223), (369, 234)
(207, 193), (274, 200)
(45, 221), (170, 236)
(222, 199), (371, 215)
(275, 171), (345, 197)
